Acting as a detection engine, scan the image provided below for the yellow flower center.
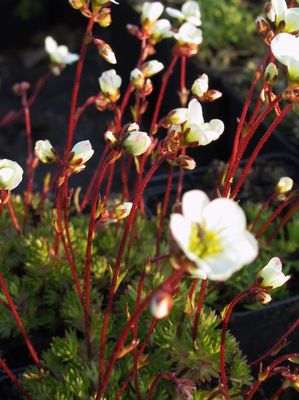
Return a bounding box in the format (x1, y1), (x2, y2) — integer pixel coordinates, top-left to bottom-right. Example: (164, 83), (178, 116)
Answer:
(189, 224), (221, 258)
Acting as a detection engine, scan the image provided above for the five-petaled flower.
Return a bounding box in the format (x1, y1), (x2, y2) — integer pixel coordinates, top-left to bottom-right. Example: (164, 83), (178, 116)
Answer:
(170, 190), (258, 281)
(173, 22), (203, 47)
(270, 0), (299, 32)
(45, 36), (79, 75)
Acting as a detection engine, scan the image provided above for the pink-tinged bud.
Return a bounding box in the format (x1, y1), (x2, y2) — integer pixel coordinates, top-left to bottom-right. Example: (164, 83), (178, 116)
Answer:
(35, 140), (57, 164)
(94, 39), (117, 64)
(123, 128), (151, 156)
(126, 24), (140, 38)
(256, 290), (272, 304)
(264, 2), (275, 22)
(256, 16), (270, 35)
(12, 82), (30, 95)
(175, 155), (196, 170)
(114, 202), (133, 220)
(206, 89), (222, 101)
(150, 291), (173, 319)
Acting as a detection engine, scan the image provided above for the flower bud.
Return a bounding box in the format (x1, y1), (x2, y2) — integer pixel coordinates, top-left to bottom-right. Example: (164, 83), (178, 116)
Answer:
(130, 68), (145, 89)
(104, 130), (118, 146)
(191, 74), (208, 97)
(68, 0), (85, 10)
(99, 69), (122, 102)
(257, 257), (290, 290)
(94, 39), (116, 64)
(95, 7), (112, 27)
(150, 291), (173, 319)
(255, 290), (272, 304)
(151, 19), (173, 43)
(12, 82), (30, 96)
(114, 202), (133, 220)
(167, 108), (188, 124)
(264, 2), (275, 22)
(264, 63), (279, 83)
(276, 176), (293, 195)
(205, 89), (222, 102)
(35, 140), (57, 164)
(69, 140), (94, 172)
(141, 60), (164, 77)
(123, 129), (151, 156)
(175, 155), (196, 170)
(0, 159), (23, 191)
(256, 16), (270, 35)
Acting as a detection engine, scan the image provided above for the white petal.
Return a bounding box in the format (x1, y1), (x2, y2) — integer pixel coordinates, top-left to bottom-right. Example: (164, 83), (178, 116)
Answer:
(196, 119), (225, 146)
(45, 36), (57, 54)
(271, 33), (299, 79)
(182, 1), (201, 26)
(203, 198), (247, 233)
(200, 255), (240, 281)
(165, 7), (184, 20)
(170, 213), (192, 253)
(271, 0), (288, 23)
(285, 8), (299, 31)
(219, 230), (258, 266)
(187, 98), (204, 126)
(182, 190), (210, 223)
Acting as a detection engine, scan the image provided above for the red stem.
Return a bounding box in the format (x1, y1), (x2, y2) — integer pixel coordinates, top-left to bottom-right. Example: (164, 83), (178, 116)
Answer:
(192, 279), (207, 344)
(0, 358), (32, 400)
(250, 193), (275, 233)
(83, 152), (114, 358)
(176, 149), (186, 203)
(231, 104), (292, 198)
(250, 318), (299, 367)
(246, 353), (299, 400)
(269, 385), (285, 400)
(80, 144), (109, 211)
(64, 13), (96, 157)
(255, 193), (298, 239)
(220, 289), (250, 396)
(7, 199), (21, 233)
(116, 318), (157, 400)
(104, 162), (115, 202)
(150, 52), (179, 135)
(0, 73), (50, 127)
(0, 273), (40, 367)
(156, 165), (173, 256)
(55, 182), (82, 301)
(98, 156), (167, 384)
(96, 269), (184, 399)
(222, 49), (270, 197)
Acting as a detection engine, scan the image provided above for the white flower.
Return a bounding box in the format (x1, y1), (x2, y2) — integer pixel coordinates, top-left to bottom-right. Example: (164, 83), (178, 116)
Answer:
(0, 159), (23, 191)
(170, 190), (258, 281)
(257, 257), (290, 289)
(271, 0), (299, 32)
(141, 60), (164, 77)
(166, 1), (201, 26)
(115, 202), (133, 220)
(69, 140), (94, 171)
(173, 22), (203, 46)
(123, 126), (151, 156)
(271, 33), (299, 81)
(151, 19), (173, 42)
(99, 69), (122, 101)
(45, 36), (79, 65)
(191, 74), (209, 97)
(141, 2), (164, 24)
(276, 176), (293, 194)
(184, 99), (224, 146)
(35, 140), (57, 164)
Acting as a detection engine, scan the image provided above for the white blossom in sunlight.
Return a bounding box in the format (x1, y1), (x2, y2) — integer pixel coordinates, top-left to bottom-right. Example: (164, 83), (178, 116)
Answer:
(173, 22), (203, 46)
(141, 60), (164, 77)
(45, 36), (79, 66)
(170, 190), (258, 281)
(257, 257), (290, 289)
(184, 99), (224, 146)
(69, 140), (94, 172)
(151, 19), (173, 42)
(0, 159), (23, 191)
(166, 1), (201, 26)
(271, 32), (299, 81)
(99, 69), (122, 101)
(191, 74), (209, 97)
(123, 125), (151, 156)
